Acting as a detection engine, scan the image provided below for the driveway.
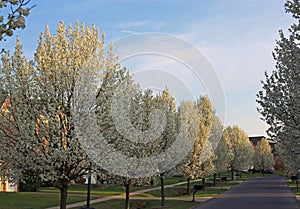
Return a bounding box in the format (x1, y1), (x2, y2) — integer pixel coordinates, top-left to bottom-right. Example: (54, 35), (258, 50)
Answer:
(194, 176), (299, 209)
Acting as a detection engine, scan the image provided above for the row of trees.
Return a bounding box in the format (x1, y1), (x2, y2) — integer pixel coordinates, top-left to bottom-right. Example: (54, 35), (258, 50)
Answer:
(0, 21), (275, 209)
(0, 20), (210, 209)
(214, 128), (274, 180)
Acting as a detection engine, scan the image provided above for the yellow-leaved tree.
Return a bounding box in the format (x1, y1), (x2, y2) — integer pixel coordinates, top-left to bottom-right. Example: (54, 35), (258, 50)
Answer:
(179, 96), (215, 195)
(223, 125), (254, 180)
(253, 137), (274, 173)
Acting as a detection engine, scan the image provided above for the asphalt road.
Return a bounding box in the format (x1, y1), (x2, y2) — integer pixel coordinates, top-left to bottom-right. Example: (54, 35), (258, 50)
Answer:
(194, 176), (299, 209)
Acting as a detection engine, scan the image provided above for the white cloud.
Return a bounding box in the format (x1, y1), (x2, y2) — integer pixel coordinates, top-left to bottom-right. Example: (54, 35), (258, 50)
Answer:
(117, 20), (149, 29)
(115, 20), (167, 32)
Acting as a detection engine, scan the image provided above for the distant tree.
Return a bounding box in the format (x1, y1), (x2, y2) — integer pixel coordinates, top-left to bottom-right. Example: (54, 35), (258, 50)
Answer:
(97, 61), (179, 209)
(209, 113), (224, 152)
(155, 87), (178, 151)
(256, 0), (300, 174)
(0, 0), (35, 41)
(212, 115), (227, 185)
(253, 138), (274, 173)
(180, 96), (214, 195)
(223, 126), (254, 180)
(155, 87), (178, 206)
(177, 101), (198, 195)
(194, 96), (215, 188)
(214, 124), (230, 174)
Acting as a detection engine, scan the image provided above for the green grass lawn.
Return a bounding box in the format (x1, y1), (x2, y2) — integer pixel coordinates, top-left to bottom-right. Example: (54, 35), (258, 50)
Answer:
(0, 192), (86, 209)
(0, 192), (200, 209)
(90, 199), (200, 209)
(41, 184), (125, 196)
(1, 171), (286, 209)
(39, 177), (186, 197)
(163, 176), (184, 185)
(141, 186), (227, 198)
(40, 183), (152, 196)
(292, 188), (300, 196)
(287, 179), (300, 195)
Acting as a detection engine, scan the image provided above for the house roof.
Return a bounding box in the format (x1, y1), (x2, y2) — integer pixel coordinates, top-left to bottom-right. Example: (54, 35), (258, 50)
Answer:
(249, 136), (276, 152)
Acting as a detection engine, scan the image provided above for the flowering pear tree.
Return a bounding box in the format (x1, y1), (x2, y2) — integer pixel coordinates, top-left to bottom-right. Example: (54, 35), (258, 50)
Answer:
(210, 114), (225, 185)
(96, 65), (179, 208)
(0, 0), (35, 42)
(179, 96), (215, 195)
(223, 126), (254, 180)
(0, 21), (105, 209)
(253, 137), (274, 172)
(257, 0), (300, 175)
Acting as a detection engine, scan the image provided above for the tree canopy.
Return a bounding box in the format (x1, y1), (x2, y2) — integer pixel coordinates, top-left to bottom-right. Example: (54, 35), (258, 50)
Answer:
(0, 21), (105, 209)
(222, 125), (254, 180)
(0, 0), (34, 41)
(253, 138), (274, 171)
(257, 0), (300, 173)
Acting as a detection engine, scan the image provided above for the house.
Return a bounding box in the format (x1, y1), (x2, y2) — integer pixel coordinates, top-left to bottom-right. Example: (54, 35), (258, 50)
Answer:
(249, 136), (276, 153)
(83, 173), (97, 185)
(0, 176), (18, 192)
(0, 95), (19, 192)
(249, 136), (282, 169)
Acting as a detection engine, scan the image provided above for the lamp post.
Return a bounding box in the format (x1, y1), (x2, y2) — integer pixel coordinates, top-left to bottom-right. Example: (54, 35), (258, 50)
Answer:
(80, 173), (95, 209)
(160, 172), (165, 206)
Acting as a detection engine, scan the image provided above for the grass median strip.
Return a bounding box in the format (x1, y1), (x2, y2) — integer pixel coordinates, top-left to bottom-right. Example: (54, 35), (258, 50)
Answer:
(138, 186), (228, 198)
(89, 199), (200, 209)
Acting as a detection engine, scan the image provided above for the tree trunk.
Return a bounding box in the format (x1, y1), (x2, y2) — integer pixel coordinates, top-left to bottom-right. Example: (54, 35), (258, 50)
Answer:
(231, 169), (234, 181)
(213, 173), (217, 187)
(187, 178), (190, 196)
(202, 177), (206, 190)
(60, 183), (68, 209)
(160, 173), (165, 206)
(125, 184), (130, 209)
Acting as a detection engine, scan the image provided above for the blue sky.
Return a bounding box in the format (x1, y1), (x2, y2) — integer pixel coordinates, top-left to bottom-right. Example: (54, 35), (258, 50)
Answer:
(1, 0), (294, 136)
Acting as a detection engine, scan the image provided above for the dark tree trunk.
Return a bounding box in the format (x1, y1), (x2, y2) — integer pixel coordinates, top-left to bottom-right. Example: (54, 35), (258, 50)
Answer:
(187, 178), (190, 196)
(213, 173), (217, 187)
(160, 173), (165, 206)
(202, 177), (206, 190)
(125, 184), (130, 209)
(59, 183), (68, 209)
(231, 169), (234, 181)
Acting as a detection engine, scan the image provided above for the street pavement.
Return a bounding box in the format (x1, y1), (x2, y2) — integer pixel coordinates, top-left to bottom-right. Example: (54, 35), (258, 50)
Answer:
(194, 176), (299, 209)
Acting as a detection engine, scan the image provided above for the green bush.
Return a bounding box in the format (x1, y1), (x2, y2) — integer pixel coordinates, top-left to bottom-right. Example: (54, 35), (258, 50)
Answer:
(19, 170), (42, 192)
